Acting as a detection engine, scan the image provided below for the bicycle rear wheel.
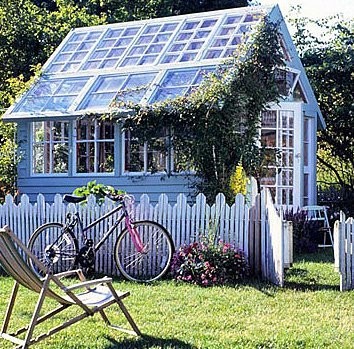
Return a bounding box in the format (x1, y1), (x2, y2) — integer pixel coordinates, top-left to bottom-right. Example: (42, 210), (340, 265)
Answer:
(114, 220), (174, 282)
(27, 222), (79, 277)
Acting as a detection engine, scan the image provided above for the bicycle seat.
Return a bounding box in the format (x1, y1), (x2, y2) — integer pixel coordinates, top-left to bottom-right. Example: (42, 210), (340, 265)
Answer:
(63, 194), (86, 204)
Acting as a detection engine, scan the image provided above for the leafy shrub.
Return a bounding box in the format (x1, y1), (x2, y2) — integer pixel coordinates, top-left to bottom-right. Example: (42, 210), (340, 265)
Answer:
(284, 209), (320, 253)
(73, 180), (125, 205)
(171, 239), (248, 286)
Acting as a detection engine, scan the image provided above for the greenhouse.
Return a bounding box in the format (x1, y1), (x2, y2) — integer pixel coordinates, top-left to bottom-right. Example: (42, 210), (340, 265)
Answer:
(3, 4), (324, 207)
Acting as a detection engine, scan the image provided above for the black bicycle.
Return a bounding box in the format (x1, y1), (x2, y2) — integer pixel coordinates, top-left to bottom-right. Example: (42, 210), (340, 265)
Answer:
(27, 193), (174, 282)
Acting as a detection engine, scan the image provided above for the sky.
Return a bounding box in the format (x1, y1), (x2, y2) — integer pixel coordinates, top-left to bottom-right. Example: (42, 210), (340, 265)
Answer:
(259, 0), (354, 34)
(259, 0), (354, 19)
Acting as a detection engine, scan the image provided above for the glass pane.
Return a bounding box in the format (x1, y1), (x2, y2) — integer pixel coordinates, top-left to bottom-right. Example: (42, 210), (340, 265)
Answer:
(194, 31), (210, 39)
(161, 55), (178, 64)
(100, 59), (118, 68)
(69, 33), (86, 42)
(154, 34), (171, 43)
(94, 76), (126, 92)
(128, 46), (146, 55)
(82, 61), (100, 70)
(219, 27), (236, 35)
(146, 44), (164, 54)
(225, 16), (242, 24)
(53, 143), (68, 173)
(33, 81), (62, 96)
(153, 87), (187, 102)
(261, 130), (276, 147)
(176, 32), (193, 41)
(54, 53), (71, 63)
(183, 22), (199, 30)
(162, 71), (196, 87)
(62, 43), (79, 52)
(201, 19), (217, 28)
(161, 23), (178, 32)
(125, 73), (155, 88)
(137, 35), (154, 45)
(98, 39), (116, 49)
(180, 52), (196, 61)
(77, 42), (95, 50)
(139, 55), (157, 65)
(121, 57), (140, 66)
(143, 25), (160, 34)
(71, 51), (87, 61)
(105, 29), (123, 38)
(90, 50), (108, 59)
(80, 92), (116, 109)
(97, 142), (114, 172)
(86, 31), (102, 40)
(125, 131), (144, 172)
(262, 111), (277, 128)
(123, 27), (140, 36)
(47, 64), (65, 73)
(77, 142), (94, 173)
(204, 50), (222, 59)
(212, 38), (229, 47)
(57, 79), (87, 94)
(62, 62), (80, 72)
(115, 38), (133, 47)
(17, 97), (48, 112)
(231, 36), (242, 45)
(44, 96), (74, 111)
(187, 42), (203, 50)
(169, 43), (186, 52)
(33, 144), (45, 173)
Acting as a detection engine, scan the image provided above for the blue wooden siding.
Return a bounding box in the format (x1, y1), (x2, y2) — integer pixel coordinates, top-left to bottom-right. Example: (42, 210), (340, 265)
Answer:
(16, 120), (196, 202)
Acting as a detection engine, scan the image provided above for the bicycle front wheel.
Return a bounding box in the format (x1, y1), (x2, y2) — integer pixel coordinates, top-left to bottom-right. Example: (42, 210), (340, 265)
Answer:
(114, 220), (174, 282)
(27, 222), (79, 277)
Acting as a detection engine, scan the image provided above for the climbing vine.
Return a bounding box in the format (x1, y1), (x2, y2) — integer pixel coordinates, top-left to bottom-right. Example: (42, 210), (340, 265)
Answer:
(97, 19), (284, 203)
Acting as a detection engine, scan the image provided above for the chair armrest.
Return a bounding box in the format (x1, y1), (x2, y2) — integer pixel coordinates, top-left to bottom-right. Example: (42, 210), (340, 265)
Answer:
(55, 269), (85, 280)
(65, 277), (113, 292)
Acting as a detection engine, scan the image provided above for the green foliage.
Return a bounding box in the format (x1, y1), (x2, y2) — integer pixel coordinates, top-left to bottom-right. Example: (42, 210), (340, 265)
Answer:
(291, 13), (354, 213)
(72, 180), (125, 205)
(171, 239), (248, 286)
(120, 20), (283, 202)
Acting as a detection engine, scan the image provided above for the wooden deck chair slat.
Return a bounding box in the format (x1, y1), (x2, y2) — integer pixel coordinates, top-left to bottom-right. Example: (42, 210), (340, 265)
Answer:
(0, 226), (141, 349)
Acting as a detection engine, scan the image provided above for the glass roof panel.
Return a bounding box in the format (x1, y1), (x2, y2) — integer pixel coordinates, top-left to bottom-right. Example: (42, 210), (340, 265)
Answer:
(6, 6), (272, 117)
(15, 77), (90, 113)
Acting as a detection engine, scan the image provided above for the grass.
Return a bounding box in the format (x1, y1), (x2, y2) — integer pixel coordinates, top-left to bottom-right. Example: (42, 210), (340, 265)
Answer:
(1, 250), (354, 349)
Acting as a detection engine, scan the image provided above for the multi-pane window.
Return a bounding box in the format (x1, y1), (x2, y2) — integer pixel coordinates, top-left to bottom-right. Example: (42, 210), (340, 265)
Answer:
(151, 67), (214, 102)
(261, 110), (294, 205)
(15, 78), (89, 113)
(78, 73), (157, 110)
(81, 27), (142, 71)
(32, 121), (69, 174)
(121, 23), (178, 67)
(124, 130), (168, 173)
(203, 13), (262, 59)
(161, 18), (218, 64)
(47, 31), (103, 73)
(75, 120), (114, 173)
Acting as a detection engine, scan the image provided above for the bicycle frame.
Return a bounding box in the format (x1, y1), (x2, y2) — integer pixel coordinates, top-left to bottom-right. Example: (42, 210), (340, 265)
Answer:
(69, 199), (145, 254)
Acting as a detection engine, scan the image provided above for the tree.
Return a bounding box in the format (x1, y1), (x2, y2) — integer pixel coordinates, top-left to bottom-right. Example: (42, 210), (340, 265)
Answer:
(291, 13), (354, 214)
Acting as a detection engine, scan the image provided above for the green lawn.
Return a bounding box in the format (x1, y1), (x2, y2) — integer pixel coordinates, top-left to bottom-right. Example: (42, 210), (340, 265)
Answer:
(1, 250), (353, 349)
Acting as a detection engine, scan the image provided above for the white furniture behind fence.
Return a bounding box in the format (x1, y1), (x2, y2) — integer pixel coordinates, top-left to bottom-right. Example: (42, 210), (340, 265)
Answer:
(334, 212), (354, 291)
(0, 190), (292, 286)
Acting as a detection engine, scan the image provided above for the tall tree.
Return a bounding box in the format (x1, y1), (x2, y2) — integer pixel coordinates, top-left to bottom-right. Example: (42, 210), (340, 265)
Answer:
(292, 14), (354, 214)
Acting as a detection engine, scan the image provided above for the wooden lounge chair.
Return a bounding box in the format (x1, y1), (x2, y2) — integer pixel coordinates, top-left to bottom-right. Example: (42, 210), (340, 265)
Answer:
(0, 225), (141, 349)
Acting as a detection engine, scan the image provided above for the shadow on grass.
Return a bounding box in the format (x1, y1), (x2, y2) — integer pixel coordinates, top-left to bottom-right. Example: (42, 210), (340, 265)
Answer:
(104, 334), (197, 349)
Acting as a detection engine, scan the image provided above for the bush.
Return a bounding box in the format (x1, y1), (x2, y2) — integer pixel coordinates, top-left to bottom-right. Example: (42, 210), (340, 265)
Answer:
(171, 239), (248, 286)
(284, 209), (320, 253)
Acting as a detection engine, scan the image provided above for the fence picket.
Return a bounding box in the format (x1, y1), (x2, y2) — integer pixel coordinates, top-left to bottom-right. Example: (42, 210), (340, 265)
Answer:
(0, 192), (290, 283)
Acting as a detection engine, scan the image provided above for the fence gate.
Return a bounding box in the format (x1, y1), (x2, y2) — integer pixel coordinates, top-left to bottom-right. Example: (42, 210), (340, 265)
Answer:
(334, 212), (354, 291)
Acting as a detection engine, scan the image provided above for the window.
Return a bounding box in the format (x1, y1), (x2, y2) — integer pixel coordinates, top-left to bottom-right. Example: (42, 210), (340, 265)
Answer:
(161, 18), (217, 64)
(32, 121), (69, 174)
(261, 110), (294, 205)
(150, 67), (214, 103)
(124, 130), (169, 173)
(78, 73), (157, 111)
(16, 78), (89, 113)
(47, 31), (103, 73)
(75, 120), (114, 173)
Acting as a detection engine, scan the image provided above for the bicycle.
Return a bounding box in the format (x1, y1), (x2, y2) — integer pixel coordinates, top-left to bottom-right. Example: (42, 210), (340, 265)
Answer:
(27, 193), (174, 282)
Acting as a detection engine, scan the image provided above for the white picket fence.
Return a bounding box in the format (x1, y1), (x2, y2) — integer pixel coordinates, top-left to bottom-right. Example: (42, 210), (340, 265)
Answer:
(334, 212), (354, 291)
(0, 190), (292, 285)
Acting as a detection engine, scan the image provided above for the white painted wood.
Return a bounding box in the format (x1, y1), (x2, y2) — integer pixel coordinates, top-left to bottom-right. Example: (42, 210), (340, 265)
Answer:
(0, 191), (292, 283)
